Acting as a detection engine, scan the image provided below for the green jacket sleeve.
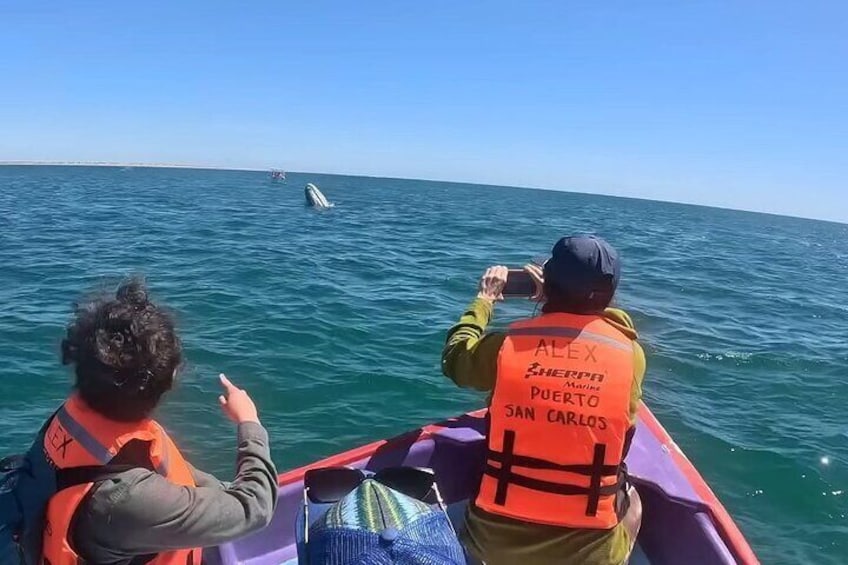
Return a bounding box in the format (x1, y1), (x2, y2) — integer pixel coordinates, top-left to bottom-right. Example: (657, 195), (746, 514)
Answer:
(441, 297), (506, 392)
(603, 307), (646, 423)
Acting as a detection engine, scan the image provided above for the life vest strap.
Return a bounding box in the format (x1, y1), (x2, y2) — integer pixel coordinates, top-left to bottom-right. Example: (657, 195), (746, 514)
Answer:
(486, 430), (622, 517)
(55, 405), (112, 465)
(485, 449), (619, 476)
(483, 465), (622, 498)
(507, 326), (632, 352)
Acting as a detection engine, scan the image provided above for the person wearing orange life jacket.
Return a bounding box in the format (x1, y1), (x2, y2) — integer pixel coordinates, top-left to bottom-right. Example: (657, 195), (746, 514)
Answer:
(441, 235), (645, 565)
(19, 280), (277, 565)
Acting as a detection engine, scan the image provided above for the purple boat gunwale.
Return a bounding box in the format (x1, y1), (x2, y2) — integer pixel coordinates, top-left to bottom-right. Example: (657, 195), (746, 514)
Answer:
(215, 402), (758, 565)
(633, 403), (757, 564)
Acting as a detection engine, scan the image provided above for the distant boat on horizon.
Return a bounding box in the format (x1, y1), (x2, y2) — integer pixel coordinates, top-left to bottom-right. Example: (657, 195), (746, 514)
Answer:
(270, 169), (286, 181)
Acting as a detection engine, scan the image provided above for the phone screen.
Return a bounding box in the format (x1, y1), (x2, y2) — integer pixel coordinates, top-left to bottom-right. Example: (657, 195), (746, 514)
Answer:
(502, 269), (536, 297)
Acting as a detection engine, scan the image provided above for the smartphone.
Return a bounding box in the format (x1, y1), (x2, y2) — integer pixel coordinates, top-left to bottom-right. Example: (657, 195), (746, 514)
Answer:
(502, 269), (536, 298)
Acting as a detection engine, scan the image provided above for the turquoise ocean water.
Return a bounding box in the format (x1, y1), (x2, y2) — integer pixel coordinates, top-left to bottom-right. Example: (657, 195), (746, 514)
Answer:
(0, 165), (845, 563)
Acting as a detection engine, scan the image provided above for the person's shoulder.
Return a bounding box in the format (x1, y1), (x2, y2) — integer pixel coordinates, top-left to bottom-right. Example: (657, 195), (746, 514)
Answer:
(601, 307), (638, 339)
(73, 467), (180, 561)
(84, 467), (166, 513)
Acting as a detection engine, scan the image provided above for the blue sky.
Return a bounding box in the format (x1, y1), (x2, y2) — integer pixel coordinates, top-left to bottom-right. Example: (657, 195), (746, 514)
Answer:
(1, 1), (846, 221)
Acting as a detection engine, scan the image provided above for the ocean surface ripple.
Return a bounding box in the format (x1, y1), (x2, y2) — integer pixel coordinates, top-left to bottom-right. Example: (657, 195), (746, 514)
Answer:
(0, 166), (845, 562)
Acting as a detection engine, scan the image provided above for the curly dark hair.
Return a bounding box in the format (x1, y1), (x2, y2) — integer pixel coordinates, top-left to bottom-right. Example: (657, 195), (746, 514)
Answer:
(61, 279), (182, 422)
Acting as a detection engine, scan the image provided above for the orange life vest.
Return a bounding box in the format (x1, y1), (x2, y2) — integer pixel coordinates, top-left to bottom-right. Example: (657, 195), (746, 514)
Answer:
(475, 313), (636, 529)
(41, 394), (201, 565)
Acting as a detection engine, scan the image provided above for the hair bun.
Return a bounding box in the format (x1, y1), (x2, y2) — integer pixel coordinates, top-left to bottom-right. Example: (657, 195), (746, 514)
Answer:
(116, 279), (149, 307)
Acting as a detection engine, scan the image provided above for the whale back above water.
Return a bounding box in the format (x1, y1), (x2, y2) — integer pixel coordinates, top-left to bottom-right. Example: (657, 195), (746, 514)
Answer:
(305, 183), (332, 209)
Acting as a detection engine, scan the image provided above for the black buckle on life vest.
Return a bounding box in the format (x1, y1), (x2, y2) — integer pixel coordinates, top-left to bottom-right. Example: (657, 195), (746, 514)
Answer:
(485, 429), (622, 517)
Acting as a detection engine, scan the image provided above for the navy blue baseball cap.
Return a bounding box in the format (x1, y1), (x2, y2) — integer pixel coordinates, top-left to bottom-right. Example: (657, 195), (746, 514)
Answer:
(543, 235), (620, 300)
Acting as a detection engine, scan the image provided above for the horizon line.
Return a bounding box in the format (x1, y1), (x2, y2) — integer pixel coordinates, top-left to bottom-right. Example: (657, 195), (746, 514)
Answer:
(1, 160), (844, 226)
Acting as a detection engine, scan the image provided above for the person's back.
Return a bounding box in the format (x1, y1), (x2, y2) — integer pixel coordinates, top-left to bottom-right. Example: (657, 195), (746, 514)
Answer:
(20, 280), (278, 565)
(441, 235), (645, 565)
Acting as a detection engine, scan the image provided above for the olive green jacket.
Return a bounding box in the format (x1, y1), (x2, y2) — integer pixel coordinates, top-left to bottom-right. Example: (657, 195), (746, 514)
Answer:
(441, 297), (645, 565)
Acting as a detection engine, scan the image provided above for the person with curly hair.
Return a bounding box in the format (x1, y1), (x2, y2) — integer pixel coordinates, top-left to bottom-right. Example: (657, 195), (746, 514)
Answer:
(18, 279), (278, 565)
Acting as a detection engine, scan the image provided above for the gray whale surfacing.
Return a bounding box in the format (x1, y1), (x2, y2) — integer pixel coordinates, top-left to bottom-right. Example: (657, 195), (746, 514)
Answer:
(304, 183), (332, 209)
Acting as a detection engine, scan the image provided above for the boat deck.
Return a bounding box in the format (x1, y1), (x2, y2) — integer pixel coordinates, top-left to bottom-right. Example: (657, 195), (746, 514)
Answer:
(210, 407), (755, 565)
(276, 499), (652, 564)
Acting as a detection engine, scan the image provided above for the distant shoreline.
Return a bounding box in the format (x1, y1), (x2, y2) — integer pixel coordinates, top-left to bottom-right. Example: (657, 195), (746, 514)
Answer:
(1, 161), (844, 225)
(0, 161), (266, 172)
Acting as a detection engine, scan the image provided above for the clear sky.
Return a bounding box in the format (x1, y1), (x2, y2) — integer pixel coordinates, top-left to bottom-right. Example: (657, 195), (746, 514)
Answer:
(1, 1), (846, 222)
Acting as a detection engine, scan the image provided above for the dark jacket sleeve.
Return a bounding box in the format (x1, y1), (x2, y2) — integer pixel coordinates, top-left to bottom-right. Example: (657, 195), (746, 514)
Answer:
(72, 422), (278, 562)
(188, 463), (227, 490)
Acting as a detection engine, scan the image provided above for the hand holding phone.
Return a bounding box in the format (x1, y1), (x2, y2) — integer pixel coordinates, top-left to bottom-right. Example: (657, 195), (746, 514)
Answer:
(478, 264), (545, 301)
(477, 266), (508, 301)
